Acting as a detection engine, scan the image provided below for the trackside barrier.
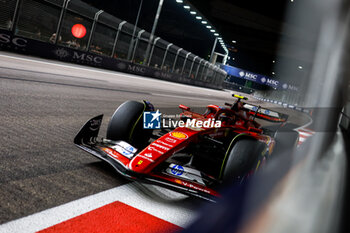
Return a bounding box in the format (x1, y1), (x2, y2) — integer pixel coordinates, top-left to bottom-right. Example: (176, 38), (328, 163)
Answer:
(223, 81), (255, 94)
(252, 96), (312, 115)
(0, 29), (222, 89)
(0, 0), (226, 89)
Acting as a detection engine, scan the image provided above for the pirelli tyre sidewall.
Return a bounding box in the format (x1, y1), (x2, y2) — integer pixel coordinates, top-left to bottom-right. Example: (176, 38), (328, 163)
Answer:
(106, 100), (153, 148)
(222, 137), (265, 183)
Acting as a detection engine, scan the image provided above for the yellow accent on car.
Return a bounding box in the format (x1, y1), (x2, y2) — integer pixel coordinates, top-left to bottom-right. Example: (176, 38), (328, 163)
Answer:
(219, 133), (248, 179)
(175, 179), (182, 184)
(255, 160), (261, 171)
(128, 101), (146, 141)
(170, 132), (188, 139)
(233, 94), (248, 100)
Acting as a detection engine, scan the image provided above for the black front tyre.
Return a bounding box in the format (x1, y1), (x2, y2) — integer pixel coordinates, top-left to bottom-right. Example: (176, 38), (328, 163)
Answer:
(221, 138), (266, 182)
(106, 100), (153, 148)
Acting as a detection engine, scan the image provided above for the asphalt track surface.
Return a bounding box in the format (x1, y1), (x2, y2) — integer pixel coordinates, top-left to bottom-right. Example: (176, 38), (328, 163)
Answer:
(0, 52), (310, 228)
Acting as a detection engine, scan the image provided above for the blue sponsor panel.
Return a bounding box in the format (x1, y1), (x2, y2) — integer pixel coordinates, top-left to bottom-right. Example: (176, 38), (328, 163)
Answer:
(221, 65), (299, 91)
(171, 165), (184, 176)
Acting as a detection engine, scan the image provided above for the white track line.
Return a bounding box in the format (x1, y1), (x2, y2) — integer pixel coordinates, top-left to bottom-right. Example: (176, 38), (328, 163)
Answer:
(151, 93), (219, 102)
(0, 53), (138, 79)
(294, 113), (313, 131)
(0, 183), (197, 233)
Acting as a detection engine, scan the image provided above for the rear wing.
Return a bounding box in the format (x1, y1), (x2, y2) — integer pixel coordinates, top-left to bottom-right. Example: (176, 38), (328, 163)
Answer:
(243, 103), (288, 123)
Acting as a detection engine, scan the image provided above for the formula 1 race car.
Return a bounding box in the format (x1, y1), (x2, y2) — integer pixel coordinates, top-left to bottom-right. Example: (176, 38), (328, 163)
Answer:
(74, 94), (295, 201)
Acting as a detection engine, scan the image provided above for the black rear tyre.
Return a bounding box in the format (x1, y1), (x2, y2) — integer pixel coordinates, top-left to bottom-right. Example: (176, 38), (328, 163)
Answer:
(272, 130), (299, 157)
(221, 138), (265, 182)
(106, 100), (153, 148)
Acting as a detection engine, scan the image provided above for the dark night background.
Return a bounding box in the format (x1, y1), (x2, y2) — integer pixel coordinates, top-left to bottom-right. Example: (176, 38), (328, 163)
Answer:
(82, 0), (219, 60)
(81, 0), (296, 77)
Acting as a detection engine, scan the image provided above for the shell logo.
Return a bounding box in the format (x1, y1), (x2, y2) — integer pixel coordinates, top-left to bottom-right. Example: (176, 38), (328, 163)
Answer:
(170, 132), (188, 139)
(175, 179), (182, 184)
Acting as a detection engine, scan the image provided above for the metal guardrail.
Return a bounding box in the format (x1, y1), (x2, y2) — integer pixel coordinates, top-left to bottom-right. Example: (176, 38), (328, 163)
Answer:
(0, 0), (226, 88)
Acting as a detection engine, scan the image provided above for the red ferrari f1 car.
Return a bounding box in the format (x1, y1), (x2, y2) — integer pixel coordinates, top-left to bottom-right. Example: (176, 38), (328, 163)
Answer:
(74, 95), (295, 201)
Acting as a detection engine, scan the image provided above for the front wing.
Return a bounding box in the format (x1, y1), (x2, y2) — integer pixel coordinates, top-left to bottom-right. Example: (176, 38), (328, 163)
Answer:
(74, 115), (219, 202)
